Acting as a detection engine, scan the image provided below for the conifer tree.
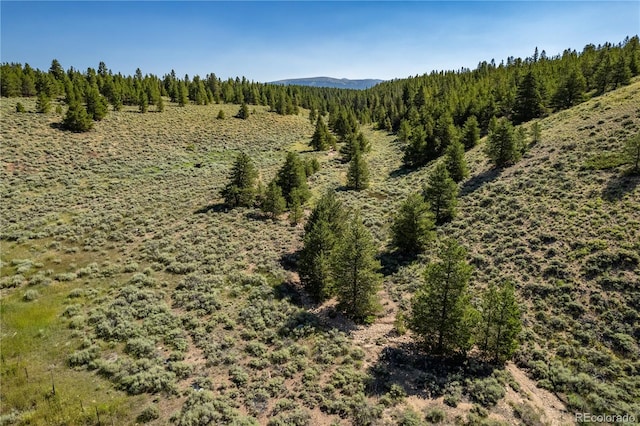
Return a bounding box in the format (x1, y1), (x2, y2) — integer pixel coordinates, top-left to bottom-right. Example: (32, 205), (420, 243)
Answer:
(138, 91), (148, 113)
(85, 85), (108, 120)
(422, 161), (458, 224)
(261, 180), (286, 218)
(276, 152), (310, 206)
(310, 116), (334, 151)
(177, 81), (188, 106)
(403, 126), (427, 168)
(552, 67), (586, 110)
(221, 152), (258, 208)
(35, 93), (51, 113)
(390, 193), (435, 255)
(478, 281), (521, 362)
(409, 239), (476, 355)
(62, 101), (93, 132)
(461, 116), (480, 150)
(531, 121), (542, 145)
(612, 54), (632, 88)
(444, 138), (469, 183)
(236, 102), (250, 119)
(398, 120), (412, 144)
(513, 70), (546, 124)
(156, 95), (165, 112)
(299, 191), (348, 301)
(331, 213), (382, 323)
(289, 194), (303, 225)
(346, 149), (370, 191)
(341, 132), (370, 163)
(485, 117), (521, 168)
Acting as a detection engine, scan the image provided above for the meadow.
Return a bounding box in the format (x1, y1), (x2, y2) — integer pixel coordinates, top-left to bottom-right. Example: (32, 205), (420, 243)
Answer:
(1, 79), (639, 425)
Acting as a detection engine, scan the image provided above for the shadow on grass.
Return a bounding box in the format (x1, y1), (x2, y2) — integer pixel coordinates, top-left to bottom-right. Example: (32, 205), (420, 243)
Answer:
(378, 249), (418, 277)
(389, 166), (415, 179)
(194, 203), (228, 214)
(459, 168), (503, 197)
(366, 342), (502, 398)
(601, 171), (639, 201)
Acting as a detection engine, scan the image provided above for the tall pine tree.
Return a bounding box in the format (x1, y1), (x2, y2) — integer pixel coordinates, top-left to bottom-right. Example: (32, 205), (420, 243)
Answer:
(221, 152), (258, 208)
(422, 161), (458, 224)
(331, 213), (382, 323)
(390, 193), (435, 255)
(409, 239), (476, 355)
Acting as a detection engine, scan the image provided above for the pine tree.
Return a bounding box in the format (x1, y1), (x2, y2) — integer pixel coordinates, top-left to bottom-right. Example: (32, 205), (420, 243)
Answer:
(261, 180), (286, 218)
(398, 120), (412, 144)
(461, 116), (480, 150)
(485, 117), (521, 168)
(390, 193), (435, 255)
(236, 102), (250, 119)
(409, 239), (476, 355)
(177, 81), (188, 106)
(513, 70), (546, 124)
(289, 193), (303, 225)
(156, 95), (165, 112)
(341, 132), (370, 163)
(478, 281), (521, 362)
(221, 152), (258, 208)
(85, 85), (108, 120)
(403, 125), (427, 168)
(310, 116), (334, 151)
(62, 101), (93, 132)
(276, 152), (310, 206)
(35, 93), (51, 113)
(612, 54), (632, 88)
(552, 67), (586, 110)
(346, 149), (370, 191)
(531, 122), (542, 145)
(331, 213), (382, 323)
(138, 91), (148, 113)
(444, 138), (469, 183)
(422, 161), (458, 224)
(299, 191), (348, 301)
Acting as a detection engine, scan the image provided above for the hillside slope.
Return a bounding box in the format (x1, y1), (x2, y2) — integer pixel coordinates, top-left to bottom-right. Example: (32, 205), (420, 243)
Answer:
(1, 80), (638, 425)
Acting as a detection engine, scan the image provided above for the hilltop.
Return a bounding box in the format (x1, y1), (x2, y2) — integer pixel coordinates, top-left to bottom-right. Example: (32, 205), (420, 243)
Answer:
(1, 77), (639, 426)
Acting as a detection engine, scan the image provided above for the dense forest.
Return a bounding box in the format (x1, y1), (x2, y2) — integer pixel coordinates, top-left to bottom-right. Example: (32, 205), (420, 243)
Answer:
(1, 35), (639, 425)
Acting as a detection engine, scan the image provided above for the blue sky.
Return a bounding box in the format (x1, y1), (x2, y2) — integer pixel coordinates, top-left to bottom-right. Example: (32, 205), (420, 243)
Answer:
(1, 1), (638, 82)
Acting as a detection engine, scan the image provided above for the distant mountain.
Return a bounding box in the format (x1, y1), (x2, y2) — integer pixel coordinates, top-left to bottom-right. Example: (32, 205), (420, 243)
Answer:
(270, 77), (383, 90)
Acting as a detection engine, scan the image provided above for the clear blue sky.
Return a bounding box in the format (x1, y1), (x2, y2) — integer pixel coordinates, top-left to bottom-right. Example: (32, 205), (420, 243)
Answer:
(1, 1), (638, 82)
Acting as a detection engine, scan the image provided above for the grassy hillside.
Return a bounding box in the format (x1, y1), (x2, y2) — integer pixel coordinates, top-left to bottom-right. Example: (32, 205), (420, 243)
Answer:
(1, 80), (638, 425)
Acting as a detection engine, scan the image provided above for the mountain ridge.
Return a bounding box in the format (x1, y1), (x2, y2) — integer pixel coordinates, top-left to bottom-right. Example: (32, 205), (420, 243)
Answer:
(269, 76), (383, 89)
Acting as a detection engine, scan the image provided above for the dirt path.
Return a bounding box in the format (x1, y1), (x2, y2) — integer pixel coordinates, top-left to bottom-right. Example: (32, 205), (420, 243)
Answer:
(506, 362), (574, 425)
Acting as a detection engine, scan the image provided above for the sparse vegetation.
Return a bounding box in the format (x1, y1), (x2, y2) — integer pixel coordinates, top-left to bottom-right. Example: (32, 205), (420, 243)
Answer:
(1, 43), (639, 424)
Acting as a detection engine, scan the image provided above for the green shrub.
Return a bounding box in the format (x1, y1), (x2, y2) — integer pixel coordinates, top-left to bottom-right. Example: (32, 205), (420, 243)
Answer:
(22, 289), (39, 301)
(137, 405), (160, 423)
(15, 102), (25, 112)
(467, 377), (506, 407)
(424, 407), (446, 423)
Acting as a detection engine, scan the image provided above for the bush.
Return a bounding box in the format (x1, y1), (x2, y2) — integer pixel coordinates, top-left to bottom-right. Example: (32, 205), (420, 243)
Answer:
(424, 407), (446, 423)
(15, 102), (25, 113)
(137, 405), (160, 423)
(22, 289), (39, 301)
(467, 377), (506, 407)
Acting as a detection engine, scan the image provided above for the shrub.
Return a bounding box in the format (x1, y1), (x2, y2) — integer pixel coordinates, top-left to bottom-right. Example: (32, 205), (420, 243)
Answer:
(424, 407), (446, 423)
(467, 377), (506, 407)
(22, 289), (39, 301)
(137, 405), (160, 423)
(15, 102), (25, 112)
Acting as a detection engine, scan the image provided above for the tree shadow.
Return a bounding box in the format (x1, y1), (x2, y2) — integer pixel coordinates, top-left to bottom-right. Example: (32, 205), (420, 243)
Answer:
(193, 203), (228, 214)
(49, 122), (64, 130)
(378, 249), (417, 277)
(601, 172), (639, 202)
(279, 250), (300, 273)
(389, 166), (415, 179)
(459, 168), (503, 197)
(366, 342), (502, 398)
